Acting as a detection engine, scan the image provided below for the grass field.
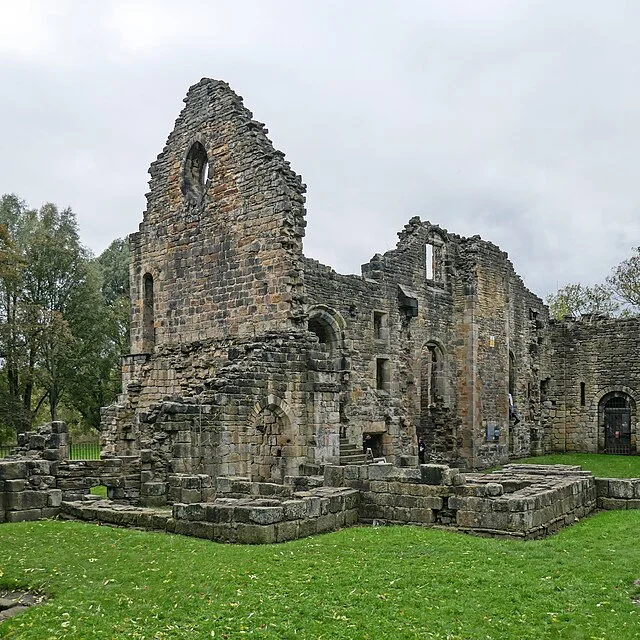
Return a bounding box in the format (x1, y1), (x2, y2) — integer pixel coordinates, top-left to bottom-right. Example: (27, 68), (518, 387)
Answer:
(504, 452), (640, 478)
(1, 513), (640, 639)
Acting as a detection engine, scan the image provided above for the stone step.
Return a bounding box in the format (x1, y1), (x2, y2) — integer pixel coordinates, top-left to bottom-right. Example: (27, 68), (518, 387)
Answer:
(339, 453), (367, 465)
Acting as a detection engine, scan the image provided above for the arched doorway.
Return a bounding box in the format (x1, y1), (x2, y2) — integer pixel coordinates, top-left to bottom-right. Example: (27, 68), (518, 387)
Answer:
(600, 392), (633, 454)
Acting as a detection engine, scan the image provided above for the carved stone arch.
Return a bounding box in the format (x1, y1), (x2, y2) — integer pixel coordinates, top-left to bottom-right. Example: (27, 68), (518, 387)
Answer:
(181, 135), (210, 204)
(245, 395), (297, 483)
(247, 395), (295, 429)
(595, 387), (638, 454)
(307, 305), (346, 355)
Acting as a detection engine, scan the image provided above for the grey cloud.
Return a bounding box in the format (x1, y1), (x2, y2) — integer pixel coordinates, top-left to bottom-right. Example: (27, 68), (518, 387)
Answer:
(1, 0), (639, 299)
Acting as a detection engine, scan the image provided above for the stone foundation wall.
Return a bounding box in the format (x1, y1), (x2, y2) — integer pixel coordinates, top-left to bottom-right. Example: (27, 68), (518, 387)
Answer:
(595, 477), (640, 509)
(325, 463), (596, 539)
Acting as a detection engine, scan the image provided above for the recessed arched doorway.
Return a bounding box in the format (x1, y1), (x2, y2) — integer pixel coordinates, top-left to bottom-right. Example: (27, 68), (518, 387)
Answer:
(599, 392), (634, 454)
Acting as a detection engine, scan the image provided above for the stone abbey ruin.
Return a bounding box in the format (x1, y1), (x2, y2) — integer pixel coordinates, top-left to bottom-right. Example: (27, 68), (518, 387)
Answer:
(2, 78), (640, 542)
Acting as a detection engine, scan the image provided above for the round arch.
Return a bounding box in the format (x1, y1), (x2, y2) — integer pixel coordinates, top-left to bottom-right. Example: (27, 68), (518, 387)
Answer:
(596, 388), (637, 454)
(307, 305), (346, 353)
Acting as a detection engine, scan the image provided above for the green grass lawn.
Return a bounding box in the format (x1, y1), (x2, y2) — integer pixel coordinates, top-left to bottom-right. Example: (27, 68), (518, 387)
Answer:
(1, 514), (640, 639)
(505, 453), (640, 478)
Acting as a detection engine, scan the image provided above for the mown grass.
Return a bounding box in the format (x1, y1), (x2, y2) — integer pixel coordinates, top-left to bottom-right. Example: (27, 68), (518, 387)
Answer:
(505, 453), (640, 478)
(1, 513), (640, 639)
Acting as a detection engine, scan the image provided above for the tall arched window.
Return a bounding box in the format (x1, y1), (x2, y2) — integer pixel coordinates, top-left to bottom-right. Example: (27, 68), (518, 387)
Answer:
(508, 350), (516, 396)
(182, 141), (209, 204)
(421, 342), (446, 407)
(142, 273), (155, 352)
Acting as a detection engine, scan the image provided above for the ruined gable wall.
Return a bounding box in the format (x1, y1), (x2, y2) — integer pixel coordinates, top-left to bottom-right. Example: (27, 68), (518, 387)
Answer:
(544, 317), (640, 453)
(129, 78), (306, 355)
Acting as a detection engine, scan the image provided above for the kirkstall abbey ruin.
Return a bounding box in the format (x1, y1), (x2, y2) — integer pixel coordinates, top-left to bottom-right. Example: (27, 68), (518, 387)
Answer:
(2, 79), (639, 541)
(102, 78), (640, 476)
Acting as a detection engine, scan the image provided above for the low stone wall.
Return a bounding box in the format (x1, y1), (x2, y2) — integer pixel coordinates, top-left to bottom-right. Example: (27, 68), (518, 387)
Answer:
(57, 457), (141, 502)
(595, 477), (640, 509)
(61, 482), (360, 544)
(0, 459), (62, 523)
(324, 462), (597, 539)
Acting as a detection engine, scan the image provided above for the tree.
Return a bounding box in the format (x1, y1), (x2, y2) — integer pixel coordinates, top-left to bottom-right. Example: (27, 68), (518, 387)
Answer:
(0, 195), (130, 434)
(607, 247), (640, 309)
(546, 283), (619, 320)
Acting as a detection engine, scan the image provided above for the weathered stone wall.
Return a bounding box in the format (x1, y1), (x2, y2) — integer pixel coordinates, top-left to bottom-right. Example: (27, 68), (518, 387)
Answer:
(305, 217), (547, 470)
(324, 462), (596, 539)
(543, 317), (640, 453)
(129, 78), (306, 353)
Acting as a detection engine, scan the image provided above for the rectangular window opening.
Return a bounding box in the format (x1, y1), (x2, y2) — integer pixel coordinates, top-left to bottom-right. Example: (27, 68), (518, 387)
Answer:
(425, 244), (434, 280)
(376, 358), (390, 392)
(580, 382), (586, 406)
(373, 311), (388, 340)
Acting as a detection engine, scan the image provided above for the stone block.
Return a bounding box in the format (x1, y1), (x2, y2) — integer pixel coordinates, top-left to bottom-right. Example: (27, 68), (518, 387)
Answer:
(5, 491), (49, 511)
(283, 499), (308, 520)
(408, 508), (435, 524)
(368, 463), (394, 480)
(4, 479), (27, 492)
(0, 461), (27, 481)
(248, 506), (284, 525)
(608, 479), (634, 499)
(297, 516), (317, 538)
(48, 490), (62, 507)
(598, 497), (627, 510)
(142, 482), (167, 497)
(324, 465), (344, 487)
(275, 519), (299, 542)
(236, 523), (276, 544)
(420, 464), (448, 485)
(484, 483), (503, 496)
(6, 509), (42, 522)
(181, 489), (202, 503)
(316, 513), (337, 533)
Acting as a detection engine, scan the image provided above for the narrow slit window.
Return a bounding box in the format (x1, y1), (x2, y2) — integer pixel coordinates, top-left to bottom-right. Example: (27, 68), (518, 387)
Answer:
(580, 382), (586, 406)
(425, 244), (434, 280)
(142, 273), (155, 352)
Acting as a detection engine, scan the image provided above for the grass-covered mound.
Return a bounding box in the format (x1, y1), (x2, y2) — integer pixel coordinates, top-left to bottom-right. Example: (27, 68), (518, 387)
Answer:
(1, 514), (639, 639)
(505, 453), (640, 478)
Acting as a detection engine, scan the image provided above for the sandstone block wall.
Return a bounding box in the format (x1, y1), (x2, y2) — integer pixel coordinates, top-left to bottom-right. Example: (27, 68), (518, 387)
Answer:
(544, 317), (640, 453)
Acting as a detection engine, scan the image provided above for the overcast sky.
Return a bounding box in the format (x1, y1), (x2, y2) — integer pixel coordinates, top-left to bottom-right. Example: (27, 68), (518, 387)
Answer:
(1, 0), (640, 300)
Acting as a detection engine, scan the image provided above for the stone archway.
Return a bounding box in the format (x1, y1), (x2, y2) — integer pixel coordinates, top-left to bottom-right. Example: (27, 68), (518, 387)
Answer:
(599, 391), (635, 454)
(246, 396), (296, 483)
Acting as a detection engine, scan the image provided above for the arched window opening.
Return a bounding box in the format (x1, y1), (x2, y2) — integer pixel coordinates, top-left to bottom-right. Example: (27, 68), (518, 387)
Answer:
(182, 141), (209, 204)
(308, 316), (333, 349)
(508, 351), (516, 396)
(599, 392), (634, 455)
(421, 342), (446, 407)
(142, 273), (155, 352)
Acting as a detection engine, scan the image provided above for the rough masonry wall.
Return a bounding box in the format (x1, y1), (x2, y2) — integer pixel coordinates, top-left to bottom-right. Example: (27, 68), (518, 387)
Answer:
(129, 78), (307, 352)
(463, 238), (548, 468)
(544, 317), (640, 453)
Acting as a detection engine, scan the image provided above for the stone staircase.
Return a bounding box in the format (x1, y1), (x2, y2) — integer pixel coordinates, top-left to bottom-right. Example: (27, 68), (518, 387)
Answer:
(339, 438), (367, 465)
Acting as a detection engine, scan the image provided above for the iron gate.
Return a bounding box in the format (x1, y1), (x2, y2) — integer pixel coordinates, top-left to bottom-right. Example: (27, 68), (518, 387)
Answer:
(604, 396), (631, 454)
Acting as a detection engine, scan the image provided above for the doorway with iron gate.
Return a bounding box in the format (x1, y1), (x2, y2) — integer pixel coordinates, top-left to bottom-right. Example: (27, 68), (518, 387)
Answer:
(599, 392), (635, 454)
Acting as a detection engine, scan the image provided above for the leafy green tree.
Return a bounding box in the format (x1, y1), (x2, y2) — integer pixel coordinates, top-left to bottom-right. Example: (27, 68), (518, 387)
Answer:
(607, 247), (640, 309)
(0, 195), (130, 433)
(546, 283), (619, 320)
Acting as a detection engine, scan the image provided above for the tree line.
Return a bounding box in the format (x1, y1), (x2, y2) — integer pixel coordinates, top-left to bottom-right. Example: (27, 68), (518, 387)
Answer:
(546, 249), (640, 320)
(0, 194), (129, 442)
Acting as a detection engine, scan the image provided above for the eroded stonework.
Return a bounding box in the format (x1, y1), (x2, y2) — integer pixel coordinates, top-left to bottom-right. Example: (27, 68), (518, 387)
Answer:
(94, 78), (639, 508)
